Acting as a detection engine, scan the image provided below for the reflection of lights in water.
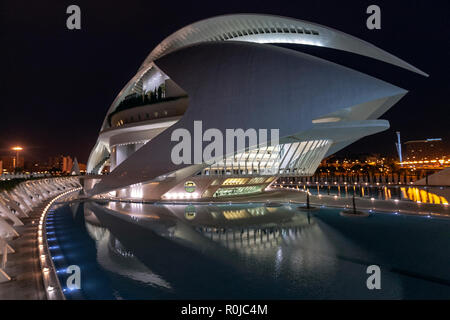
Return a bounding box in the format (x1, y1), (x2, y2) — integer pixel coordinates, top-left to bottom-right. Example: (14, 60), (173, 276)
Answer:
(185, 211), (196, 220)
(210, 211), (220, 219)
(383, 187), (391, 200)
(247, 207), (266, 216)
(223, 210), (249, 220)
(106, 202), (160, 219)
(198, 221), (310, 255)
(401, 188), (408, 199)
(114, 246), (134, 258)
(216, 207), (269, 220)
(275, 247), (283, 275)
(184, 205), (196, 220)
(401, 187), (448, 204)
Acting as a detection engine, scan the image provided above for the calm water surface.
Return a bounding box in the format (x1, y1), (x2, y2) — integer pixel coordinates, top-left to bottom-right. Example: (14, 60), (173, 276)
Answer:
(46, 201), (450, 299)
(290, 184), (449, 204)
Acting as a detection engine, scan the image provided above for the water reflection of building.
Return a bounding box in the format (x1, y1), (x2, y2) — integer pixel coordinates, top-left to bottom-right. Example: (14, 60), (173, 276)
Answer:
(165, 203), (298, 228)
(48, 155), (74, 173)
(90, 201), (315, 258)
(195, 215), (312, 255)
(84, 207), (172, 290)
(106, 202), (315, 256)
(80, 201), (357, 299)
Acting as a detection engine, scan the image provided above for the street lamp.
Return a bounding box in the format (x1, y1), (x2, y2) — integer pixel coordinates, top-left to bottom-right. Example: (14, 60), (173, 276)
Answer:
(12, 146), (23, 169)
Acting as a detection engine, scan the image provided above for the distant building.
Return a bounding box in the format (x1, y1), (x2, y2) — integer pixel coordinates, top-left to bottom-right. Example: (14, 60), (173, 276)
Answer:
(78, 163), (87, 172)
(404, 139), (447, 161)
(48, 155), (74, 173)
(62, 156), (73, 173)
(24, 160), (36, 172)
(0, 156), (23, 172)
(48, 156), (60, 170)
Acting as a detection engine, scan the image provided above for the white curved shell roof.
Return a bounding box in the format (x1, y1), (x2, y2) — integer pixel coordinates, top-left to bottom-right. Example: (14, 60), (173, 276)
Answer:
(143, 14), (427, 76)
(101, 13), (427, 131)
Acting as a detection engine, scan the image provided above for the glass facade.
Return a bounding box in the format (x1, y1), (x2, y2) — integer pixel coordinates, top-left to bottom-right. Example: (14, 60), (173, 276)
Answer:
(213, 186), (263, 197)
(203, 139), (332, 177)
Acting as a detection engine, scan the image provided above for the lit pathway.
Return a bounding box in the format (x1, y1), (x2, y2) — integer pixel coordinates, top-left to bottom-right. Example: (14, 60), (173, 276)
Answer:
(0, 201), (49, 299)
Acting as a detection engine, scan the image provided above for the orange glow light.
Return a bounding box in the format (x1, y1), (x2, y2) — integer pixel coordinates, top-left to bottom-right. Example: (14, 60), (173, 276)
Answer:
(12, 146), (23, 151)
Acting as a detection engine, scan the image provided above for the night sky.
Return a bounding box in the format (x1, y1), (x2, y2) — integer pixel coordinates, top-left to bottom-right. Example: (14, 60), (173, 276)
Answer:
(1, 0), (449, 164)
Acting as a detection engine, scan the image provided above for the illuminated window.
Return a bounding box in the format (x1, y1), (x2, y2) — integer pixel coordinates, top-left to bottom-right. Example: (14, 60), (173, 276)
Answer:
(248, 177), (267, 184)
(223, 209), (248, 220)
(213, 186), (262, 197)
(222, 178), (249, 186)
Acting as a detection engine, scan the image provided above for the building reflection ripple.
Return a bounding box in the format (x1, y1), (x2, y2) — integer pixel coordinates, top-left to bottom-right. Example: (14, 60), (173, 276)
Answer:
(50, 200), (450, 299)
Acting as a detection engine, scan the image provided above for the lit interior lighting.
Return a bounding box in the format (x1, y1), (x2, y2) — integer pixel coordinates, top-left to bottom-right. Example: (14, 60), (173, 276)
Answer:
(312, 117), (341, 124)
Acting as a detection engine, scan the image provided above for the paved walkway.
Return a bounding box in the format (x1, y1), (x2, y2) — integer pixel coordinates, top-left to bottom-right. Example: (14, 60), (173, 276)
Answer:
(0, 202), (48, 300)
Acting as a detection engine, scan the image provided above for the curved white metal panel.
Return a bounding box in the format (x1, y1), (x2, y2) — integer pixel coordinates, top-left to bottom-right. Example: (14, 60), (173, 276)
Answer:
(97, 14), (426, 132)
(143, 14), (428, 77)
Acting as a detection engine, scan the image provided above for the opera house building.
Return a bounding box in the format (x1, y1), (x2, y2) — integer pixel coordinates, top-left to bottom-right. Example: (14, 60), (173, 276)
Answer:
(86, 14), (427, 201)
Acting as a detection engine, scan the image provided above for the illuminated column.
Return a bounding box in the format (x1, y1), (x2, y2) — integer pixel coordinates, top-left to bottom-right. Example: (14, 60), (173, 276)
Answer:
(395, 132), (403, 167)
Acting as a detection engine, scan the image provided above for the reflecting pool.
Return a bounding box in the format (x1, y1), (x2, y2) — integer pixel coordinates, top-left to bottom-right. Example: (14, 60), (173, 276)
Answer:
(286, 184), (449, 204)
(47, 201), (450, 299)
